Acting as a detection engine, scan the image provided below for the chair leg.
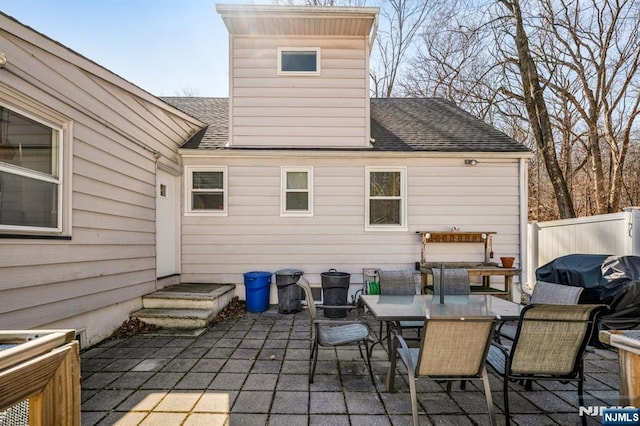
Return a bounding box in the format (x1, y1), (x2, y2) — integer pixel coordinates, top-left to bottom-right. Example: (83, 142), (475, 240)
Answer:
(409, 376), (419, 426)
(578, 368), (587, 426)
(310, 340), (319, 384)
(368, 321), (385, 356)
(481, 367), (497, 426)
(363, 339), (375, 385)
(503, 373), (511, 426)
(385, 337), (398, 392)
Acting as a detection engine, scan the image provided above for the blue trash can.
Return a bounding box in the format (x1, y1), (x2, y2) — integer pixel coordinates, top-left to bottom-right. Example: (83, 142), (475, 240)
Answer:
(244, 271), (272, 312)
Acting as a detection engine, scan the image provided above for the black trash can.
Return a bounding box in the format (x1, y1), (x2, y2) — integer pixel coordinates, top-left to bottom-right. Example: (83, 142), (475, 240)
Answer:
(321, 269), (350, 318)
(275, 269), (304, 314)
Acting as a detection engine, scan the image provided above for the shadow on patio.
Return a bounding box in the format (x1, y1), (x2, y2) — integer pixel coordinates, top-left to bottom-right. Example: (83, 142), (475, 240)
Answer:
(80, 306), (619, 425)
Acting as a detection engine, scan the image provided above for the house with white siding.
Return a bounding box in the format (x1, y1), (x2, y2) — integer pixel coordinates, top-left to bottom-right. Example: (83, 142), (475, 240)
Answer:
(0, 13), (203, 345)
(164, 4), (532, 302)
(0, 4), (531, 346)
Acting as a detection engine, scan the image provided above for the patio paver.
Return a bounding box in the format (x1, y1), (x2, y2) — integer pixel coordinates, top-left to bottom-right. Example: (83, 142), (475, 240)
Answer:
(81, 305), (621, 425)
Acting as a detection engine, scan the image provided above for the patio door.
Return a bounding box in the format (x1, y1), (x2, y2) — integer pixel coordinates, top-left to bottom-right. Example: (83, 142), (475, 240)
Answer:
(156, 168), (180, 278)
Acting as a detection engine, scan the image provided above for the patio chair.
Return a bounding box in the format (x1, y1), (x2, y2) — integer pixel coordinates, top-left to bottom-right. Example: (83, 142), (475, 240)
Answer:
(486, 303), (606, 426)
(431, 267), (471, 296)
(296, 277), (375, 384)
(371, 269), (423, 354)
(386, 314), (498, 426)
(496, 281), (583, 343)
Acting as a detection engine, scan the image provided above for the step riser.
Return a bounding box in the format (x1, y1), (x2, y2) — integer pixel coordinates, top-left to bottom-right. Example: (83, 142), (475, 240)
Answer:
(142, 286), (235, 310)
(144, 298), (216, 310)
(132, 284), (236, 329)
(136, 316), (212, 329)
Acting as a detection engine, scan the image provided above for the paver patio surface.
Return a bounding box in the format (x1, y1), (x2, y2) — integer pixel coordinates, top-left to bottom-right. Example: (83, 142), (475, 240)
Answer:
(81, 306), (620, 425)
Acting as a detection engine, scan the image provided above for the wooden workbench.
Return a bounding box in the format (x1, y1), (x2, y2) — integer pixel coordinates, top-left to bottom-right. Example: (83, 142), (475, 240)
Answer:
(421, 264), (520, 300)
(417, 231), (520, 300)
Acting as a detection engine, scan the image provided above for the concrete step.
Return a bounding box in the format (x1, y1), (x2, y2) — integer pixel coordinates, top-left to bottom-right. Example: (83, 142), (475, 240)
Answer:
(131, 308), (216, 329)
(131, 283), (236, 329)
(143, 283), (235, 310)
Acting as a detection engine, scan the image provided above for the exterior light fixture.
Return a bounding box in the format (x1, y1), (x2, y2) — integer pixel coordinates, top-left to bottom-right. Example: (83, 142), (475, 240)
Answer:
(464, 159), (478, 166)
(0, 53), (7, 68)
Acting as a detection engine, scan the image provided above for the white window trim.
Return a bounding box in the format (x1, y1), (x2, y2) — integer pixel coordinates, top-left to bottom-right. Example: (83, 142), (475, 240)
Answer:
(185, 166), (228, 216)
(0, 100), (66, 235)
(365, 166), (408, 232)
(277, 47), (321, 76)
(281, 166), (313, 217)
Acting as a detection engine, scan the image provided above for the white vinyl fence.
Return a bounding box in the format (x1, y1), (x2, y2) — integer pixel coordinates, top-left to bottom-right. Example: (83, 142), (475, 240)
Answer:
(527, 207), (640, 290)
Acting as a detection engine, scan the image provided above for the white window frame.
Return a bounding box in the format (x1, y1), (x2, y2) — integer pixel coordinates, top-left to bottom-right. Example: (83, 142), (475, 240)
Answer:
(277, 47), (321, 75)
(185, 166), (228, 216)
(281, 166), (313, 217)
(365, 166), (408, 231)
(0, 101), (66, 235)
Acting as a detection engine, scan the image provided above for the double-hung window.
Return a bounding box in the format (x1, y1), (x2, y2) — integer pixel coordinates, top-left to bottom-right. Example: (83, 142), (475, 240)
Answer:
(278, 48), (320, 75)
(186, 166), (227, 215)
(0, 104), (63, 233)
(281, 167), (313, 217)
(366, 167), (407, 231)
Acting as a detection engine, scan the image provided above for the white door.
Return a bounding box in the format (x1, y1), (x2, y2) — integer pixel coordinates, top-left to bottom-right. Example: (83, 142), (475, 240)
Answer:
(156, 169), (180, 277)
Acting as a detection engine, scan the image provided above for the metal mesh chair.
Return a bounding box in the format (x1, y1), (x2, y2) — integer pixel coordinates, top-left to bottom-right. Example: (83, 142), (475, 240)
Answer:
(431, 268), (471, 295)
(370, 270), (423, 355)
(496, 281), (584, 343)
(487, 303), (606, 425)
(296, 277), (374, 384)
(386, 314), (498, 426)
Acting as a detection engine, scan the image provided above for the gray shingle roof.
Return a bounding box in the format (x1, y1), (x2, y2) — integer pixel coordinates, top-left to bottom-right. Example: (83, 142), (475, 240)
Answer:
(161, 97), (529, 153)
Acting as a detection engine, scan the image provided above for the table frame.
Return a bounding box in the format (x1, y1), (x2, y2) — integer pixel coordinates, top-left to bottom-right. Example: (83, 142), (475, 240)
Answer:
(360, 294), (523, 322)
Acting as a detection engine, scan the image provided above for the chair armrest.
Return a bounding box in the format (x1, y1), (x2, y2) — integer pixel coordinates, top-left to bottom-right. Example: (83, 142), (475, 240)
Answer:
(392, 334), (414, 372)
(490, 341), (511, 356)
(313, 318), (371, 332)
(316, 304), (365, 320)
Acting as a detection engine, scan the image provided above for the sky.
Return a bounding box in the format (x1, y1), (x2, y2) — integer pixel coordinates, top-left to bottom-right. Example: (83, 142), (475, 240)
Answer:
(0, 0), (270, 97)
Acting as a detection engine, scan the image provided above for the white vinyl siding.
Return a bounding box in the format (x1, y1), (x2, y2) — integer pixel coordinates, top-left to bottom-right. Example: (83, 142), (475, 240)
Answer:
(278, 48), (320, 75)
(186, 166), (228, 216)
(0, 103), (64, 233)
(281, 166), (313, 216)
(230, 37), (369, 148)
(365, 167), (407, 231)
(0, 16), (202, 343)
(180, 156), (523, 290)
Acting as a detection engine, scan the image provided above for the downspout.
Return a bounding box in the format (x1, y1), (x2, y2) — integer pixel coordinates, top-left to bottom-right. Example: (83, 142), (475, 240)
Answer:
(367, 12), (378, 147)
(518, 157), (529, 301)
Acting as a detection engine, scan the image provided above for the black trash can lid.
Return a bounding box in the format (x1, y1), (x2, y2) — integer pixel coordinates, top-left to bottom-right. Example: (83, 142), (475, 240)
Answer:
(275, 268), (304, 276)
(321, 269), (350, 277)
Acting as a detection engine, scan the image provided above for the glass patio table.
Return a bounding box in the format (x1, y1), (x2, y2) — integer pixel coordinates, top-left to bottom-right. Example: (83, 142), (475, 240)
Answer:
(360, 294), (523, 321)
(360, 294), (523, 359)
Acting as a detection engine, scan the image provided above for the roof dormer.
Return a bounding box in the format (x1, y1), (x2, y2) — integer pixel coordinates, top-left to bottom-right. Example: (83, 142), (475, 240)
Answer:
(216, 4), (379, 149)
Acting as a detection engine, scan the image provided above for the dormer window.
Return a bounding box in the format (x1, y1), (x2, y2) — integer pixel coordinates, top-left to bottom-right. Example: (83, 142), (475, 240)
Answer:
(278, 48), (320, 75)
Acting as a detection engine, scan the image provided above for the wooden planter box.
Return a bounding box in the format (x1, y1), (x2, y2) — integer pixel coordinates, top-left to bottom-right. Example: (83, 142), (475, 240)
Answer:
(0, 330), (80, 425)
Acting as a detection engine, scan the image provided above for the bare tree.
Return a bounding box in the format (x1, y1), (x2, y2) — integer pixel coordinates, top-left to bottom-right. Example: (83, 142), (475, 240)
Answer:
(402, 0), (640, 219)
(369, 0), (432, 97)
(175, 87), (200, 97)
(535, 0), (640, 213)
(495, 0), (576, 217)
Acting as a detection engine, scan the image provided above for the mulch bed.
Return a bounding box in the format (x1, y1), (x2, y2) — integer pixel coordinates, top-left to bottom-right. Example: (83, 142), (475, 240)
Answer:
(215, 296), (246, 321)
(105, 317), (162, 341)
(103, 296), (246, 341)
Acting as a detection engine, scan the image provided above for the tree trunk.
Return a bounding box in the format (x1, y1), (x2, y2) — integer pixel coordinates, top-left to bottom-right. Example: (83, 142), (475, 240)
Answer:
(500, 0), (575, 218)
